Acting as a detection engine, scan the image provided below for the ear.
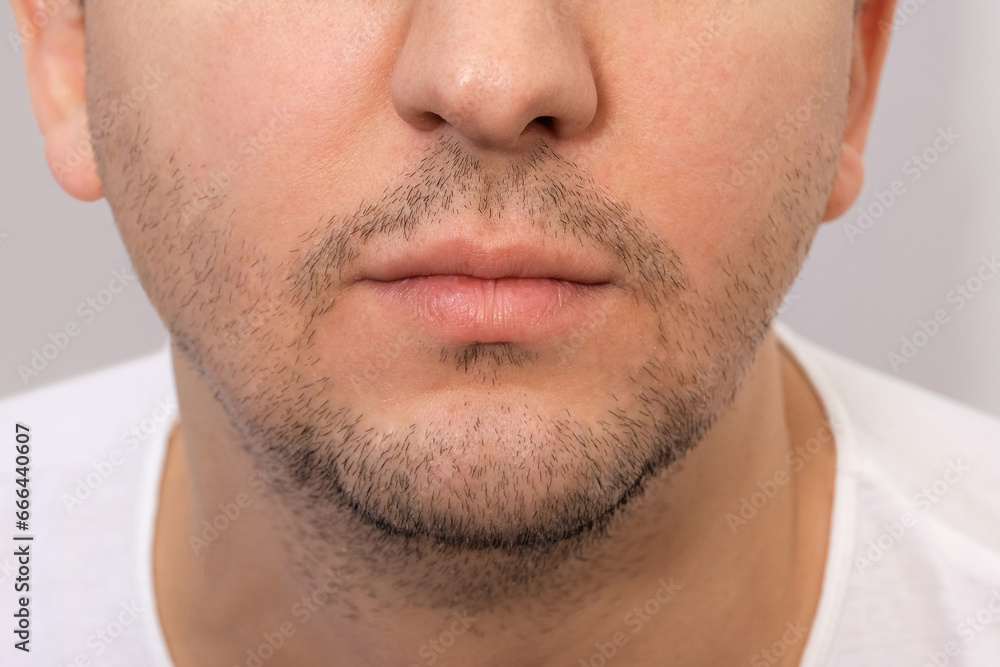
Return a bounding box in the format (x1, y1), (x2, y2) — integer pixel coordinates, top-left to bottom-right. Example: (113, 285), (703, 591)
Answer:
(10, 0), (102, 201)
(822, 0), (898, 221)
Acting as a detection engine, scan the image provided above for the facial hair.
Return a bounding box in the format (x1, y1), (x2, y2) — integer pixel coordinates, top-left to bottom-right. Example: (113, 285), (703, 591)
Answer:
(98, 123), (833, 607)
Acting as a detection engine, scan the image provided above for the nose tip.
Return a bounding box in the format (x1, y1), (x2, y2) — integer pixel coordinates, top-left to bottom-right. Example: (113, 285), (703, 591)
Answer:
(390, 2), (598, 151)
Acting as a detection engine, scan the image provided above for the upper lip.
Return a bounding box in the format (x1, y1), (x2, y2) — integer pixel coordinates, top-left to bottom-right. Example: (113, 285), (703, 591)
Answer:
(348, 237), (617, 285)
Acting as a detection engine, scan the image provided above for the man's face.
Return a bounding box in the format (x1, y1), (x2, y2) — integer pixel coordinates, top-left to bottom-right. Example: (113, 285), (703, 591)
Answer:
(86, 1), (852, 552)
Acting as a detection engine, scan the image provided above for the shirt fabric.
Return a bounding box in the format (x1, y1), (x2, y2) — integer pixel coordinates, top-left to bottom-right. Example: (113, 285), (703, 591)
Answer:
(1, 321), (999, 666)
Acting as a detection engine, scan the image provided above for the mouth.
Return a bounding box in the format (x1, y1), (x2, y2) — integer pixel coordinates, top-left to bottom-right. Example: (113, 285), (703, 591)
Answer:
(349, 237), (623, 344)
(350, 237), (618, 284)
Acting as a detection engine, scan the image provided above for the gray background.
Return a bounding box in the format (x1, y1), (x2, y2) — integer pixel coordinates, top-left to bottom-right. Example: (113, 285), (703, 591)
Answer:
(2, 2), (998, 416)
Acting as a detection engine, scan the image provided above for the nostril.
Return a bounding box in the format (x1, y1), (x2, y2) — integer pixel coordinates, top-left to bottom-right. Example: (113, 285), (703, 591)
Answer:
(409, 111), (445, 131)
(534, 116), (557, 131)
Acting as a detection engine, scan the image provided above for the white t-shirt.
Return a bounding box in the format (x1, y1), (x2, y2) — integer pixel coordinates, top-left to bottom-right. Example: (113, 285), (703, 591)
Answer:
(1, 322), (999, 666)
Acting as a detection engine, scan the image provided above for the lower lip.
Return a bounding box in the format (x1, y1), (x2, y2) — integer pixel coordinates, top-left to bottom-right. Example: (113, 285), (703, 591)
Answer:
(361, 275), (617, 344)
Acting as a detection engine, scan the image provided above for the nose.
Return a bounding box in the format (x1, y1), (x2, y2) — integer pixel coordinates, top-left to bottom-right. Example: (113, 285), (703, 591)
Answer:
(390, 1), (599, 151)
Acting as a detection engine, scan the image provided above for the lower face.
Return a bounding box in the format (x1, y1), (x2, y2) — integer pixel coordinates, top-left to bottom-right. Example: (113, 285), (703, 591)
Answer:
(87, 0), (851, 565)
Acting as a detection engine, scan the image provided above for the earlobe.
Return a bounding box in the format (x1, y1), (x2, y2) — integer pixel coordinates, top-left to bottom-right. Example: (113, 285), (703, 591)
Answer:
(822, 143), (864, 221)
(11, 0), (103, 201)
(44, 105), (104, 201)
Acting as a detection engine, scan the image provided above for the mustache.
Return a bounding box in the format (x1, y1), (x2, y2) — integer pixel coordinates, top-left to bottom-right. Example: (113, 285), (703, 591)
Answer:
(289, 135), (685, 318)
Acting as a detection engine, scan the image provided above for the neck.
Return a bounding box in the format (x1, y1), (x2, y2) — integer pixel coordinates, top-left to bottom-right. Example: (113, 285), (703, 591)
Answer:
(153, 328), (836, 667)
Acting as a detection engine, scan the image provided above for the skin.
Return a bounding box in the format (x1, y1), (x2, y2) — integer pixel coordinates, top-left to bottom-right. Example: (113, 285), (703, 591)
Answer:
(13, 0), (897, 664)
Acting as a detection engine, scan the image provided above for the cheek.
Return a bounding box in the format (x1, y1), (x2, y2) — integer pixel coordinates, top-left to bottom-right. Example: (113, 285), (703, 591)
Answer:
(123, 3), (404, 245)
(87, 4), (399, 355)
(592, 3), (850, 295)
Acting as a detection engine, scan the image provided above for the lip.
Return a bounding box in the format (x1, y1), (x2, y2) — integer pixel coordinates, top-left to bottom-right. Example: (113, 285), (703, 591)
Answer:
(349, 237), (622, 344)
(348, 237), (618, 285)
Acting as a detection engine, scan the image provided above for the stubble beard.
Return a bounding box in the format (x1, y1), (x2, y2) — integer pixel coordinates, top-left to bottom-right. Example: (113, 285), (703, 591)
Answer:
(102, 129), (830, 609)
(183, 137), (780, 609)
